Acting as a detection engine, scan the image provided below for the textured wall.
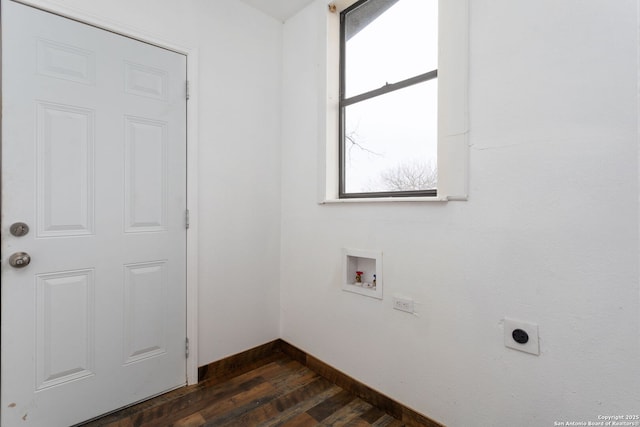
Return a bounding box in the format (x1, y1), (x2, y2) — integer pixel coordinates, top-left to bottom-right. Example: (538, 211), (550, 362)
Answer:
(280, 1), (640, 425)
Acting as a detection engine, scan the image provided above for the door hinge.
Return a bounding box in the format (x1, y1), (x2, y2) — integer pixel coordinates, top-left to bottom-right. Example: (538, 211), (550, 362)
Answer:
(186, 80), (190, 101)
(185, 209), (190, 229)
(185, 337), (190, 359)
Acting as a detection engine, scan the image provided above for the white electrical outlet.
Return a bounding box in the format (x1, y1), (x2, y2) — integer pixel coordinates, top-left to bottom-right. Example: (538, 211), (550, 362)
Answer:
(392, 296), (414, 313)
(504, 318), (539, 356)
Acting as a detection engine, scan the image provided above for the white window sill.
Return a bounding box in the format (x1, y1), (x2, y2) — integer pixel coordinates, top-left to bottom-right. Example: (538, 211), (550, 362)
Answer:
(319, 196), (452, 204)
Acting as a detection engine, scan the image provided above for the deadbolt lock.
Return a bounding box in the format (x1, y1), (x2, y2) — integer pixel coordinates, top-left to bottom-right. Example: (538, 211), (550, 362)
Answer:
(9, 222), (29, 237)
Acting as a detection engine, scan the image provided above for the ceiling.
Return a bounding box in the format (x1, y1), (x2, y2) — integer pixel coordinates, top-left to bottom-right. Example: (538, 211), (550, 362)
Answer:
(238, 0), (316, 22)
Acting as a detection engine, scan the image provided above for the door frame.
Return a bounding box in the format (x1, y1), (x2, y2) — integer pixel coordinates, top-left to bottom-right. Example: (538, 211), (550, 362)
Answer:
(1, 0), (200, 385)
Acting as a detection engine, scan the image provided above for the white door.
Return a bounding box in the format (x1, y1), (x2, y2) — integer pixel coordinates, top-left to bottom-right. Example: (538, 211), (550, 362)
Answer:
(1, 2), (188, 426)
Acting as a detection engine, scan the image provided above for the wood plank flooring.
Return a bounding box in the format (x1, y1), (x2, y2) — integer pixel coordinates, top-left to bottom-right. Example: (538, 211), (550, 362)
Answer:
(78, 352), (406, 427)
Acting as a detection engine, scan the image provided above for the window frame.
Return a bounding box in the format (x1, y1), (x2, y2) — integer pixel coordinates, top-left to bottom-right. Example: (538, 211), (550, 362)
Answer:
(318, 0), (469, 204)
(338, 0), (439, 199)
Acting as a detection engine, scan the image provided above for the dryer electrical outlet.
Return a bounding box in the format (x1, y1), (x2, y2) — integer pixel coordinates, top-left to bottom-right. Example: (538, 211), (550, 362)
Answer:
(503, 318), (540, 356)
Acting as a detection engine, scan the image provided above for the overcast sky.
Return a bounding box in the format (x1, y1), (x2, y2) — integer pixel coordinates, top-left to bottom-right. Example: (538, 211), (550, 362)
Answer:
(344, 0), (439, 193)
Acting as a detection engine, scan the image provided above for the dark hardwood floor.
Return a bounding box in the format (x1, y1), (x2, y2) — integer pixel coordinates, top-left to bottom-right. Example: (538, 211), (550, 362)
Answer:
(78, 352), (405, 427)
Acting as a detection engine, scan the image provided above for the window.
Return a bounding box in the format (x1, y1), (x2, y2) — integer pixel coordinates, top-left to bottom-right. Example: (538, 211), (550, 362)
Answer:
(339, 0), (439, 198)
(320, 0), (468, 203)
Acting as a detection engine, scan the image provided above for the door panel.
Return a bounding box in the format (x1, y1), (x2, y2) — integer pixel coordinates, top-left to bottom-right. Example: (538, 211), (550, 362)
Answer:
(124, 116), (168, 232)
(1, 2), (188, 426)
(123, 261), (169, 364)
(36, 269), (95, 390)
(37, 102), (96, 237)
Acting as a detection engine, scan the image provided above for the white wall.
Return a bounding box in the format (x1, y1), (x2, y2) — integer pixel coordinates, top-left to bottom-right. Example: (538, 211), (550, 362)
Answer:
(20, 0), (284, 366)
(192, 0), (282, 363)
(281, 1), (640, 426)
